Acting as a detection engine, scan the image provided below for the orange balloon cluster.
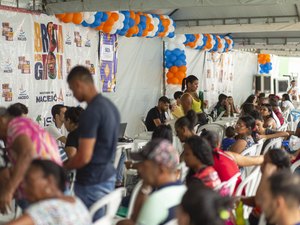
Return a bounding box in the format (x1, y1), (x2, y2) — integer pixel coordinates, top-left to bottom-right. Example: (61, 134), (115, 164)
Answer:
(56, 12), (83, 24)
(166, 66), (187, 85)
(186, 34), (200, 48)
(258, 54), (271, 64)
(203, 34), (213, 50)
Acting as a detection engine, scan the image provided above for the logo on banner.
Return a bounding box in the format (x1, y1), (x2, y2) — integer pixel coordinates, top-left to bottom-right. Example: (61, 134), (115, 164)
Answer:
(35, 88), (64, 103)
(85, 60), (95, 75)
(18, 56), (30, 74)
(65, 33), (72, 45)
(74, 32), (82, 47)
(3, 58), (12, 73)
(36, 115), (52, 127)
(18, 85), (29, 100)
(85, 36), (91, 47)
(17, 28), (27, 41)
(2, 22), (13, 41)
(34, 21), (63, 80)
(2, 84), (12, 102)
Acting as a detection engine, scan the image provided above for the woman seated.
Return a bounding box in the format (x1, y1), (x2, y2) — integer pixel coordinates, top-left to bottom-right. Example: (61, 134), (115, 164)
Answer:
(7, 159), (91, 225)
(281, 93), (295, 113)
(241, 149), (291, 225)
(177, 183), (233, 225)
(259, 104), (277, 129)
(229, 115), (256, 154)
(183, 136), (221, 189)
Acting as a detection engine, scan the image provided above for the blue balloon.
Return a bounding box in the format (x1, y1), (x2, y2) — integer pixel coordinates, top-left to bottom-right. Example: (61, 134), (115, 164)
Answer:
(129, 18), (135, 27)
(140, 15), (146, 23)
(166, 62), (173, 68)
(189, 35), (196, 42)
(169, 55), (177, 62)
(165, 50), (172, 57)
(168, 32), (175, 38)
(102, 13), (108, 22)
(175, 60), (184, 66)
(81, 21), (89, 27)
(173, 49), (181, 56)
(121, 11), (130, 18)
(92, 17), (102, 27)
(179, 54), (186, 61)
(141, 22), (146, 30)
(123, 17), (129, 25)
(95, 12), (103, 20)
(123, 25), (130, 31)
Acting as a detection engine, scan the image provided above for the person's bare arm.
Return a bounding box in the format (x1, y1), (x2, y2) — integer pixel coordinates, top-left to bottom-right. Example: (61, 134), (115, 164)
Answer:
(153, 119), (162, 127)
(64, 138), (96, 170)
(5, 214), (34, 225)
(258, 131), (289, 140)
(229, 139), (247, 154)
(0, 135), (34, 213)
(226, 151), (264, 167)
(181, 94), (193, 115)
(64, 146), (77, 159)
(57, 136), (67, 144)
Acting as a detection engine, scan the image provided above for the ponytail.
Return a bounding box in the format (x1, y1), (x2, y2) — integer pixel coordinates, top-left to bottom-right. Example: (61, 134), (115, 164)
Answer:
(181, 78), (187, 91)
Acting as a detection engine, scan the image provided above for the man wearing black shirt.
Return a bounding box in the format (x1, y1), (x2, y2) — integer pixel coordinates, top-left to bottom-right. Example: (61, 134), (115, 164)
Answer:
(145, 96), (170, 131)
(65, 66), (120, 221)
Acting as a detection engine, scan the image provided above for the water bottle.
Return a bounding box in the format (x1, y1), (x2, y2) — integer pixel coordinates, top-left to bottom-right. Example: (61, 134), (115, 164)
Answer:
(235, 201), (248, 225)
(213, 109), (217, 121)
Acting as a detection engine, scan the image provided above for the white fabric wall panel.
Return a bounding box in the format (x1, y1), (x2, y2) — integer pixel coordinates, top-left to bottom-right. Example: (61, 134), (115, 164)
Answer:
(232, 51), (257, 105)
(103, 37), (163, 137)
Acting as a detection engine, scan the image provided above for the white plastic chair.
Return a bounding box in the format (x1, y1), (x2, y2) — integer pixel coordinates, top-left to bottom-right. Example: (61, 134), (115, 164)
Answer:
(291, 160), (300, 173)
(197, 123), (226, 141)
(235, 167), (262, 219)
(127, 180), (143, 219)
(90, 187), (126, 225)
(241, 144), (258, 157)
(114, 146), (124, 169)
(278, 122), (288, 131)
(214, 172), (241, 196)
(262, 137), (283, 154)
(164, 219), (178, 225)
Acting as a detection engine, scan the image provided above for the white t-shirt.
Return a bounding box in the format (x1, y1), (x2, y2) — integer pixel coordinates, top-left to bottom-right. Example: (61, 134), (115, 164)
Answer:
(45, 122), (65, 147)
(282, 100), (295, 112)
(26, 198), (91, 225)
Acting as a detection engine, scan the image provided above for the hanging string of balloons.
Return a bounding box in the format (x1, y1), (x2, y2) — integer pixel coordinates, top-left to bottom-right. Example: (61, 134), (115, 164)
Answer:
(258, 54), (272, 74)
(55, 11), (176, 38)
(184, 34), (234, 53)
(165, 35), (187, 85)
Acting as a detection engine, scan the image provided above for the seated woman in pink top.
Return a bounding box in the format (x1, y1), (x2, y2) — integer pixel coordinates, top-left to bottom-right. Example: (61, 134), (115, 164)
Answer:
(0, 105), (61, 213)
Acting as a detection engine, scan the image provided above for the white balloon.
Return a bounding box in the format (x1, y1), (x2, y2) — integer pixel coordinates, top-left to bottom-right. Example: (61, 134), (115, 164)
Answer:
(177, 43), (186, 50)
(118, 13), (125, 22)
(169, 25), (175, 33)
(153, 18), (160, 26)
(86, 16), (95, 24)
(83, 12), (91, 21)
(110, 28), (117, 34)
(168, 43), (176, 50)
(118, 22), (124, 30)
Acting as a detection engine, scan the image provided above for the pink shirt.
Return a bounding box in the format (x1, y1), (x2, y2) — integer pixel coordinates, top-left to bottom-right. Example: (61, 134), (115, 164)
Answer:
(7, 117), (62, 166)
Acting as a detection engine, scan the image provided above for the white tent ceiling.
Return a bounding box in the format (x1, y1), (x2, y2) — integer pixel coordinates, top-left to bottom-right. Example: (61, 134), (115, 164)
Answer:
(3, 0), (300, 56)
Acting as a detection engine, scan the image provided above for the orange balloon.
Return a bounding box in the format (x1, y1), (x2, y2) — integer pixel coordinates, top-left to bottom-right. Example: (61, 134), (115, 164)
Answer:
(178, 66), (187, 72)
(176, 71), (185, 80)
(56, 13), (66, 19)
(61, 13), (73, 23)
(166, 72), (174, 79)
(189, 42), (196, 48)
(146, 16), (151, 24)
(142, 30), (148, 36)
(111, 13), (119, 22)
(106, 17), (115, 26)
(169, 77), (179, 84)
(106, 12), (111, 17)
(177, 78), (183, 85)
(169, 66), (178, 74)
(149, 23), (154, 31)
(130, 11), (135, 19)
(95, 24), (104, 31)
(72, 12), (83, 24)
(135, 15), (140, 24)
(133, 25), (139, 34)
(103, 25), (112, 33)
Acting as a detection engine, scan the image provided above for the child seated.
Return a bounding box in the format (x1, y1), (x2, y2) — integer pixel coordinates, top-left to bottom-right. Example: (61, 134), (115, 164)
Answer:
(221, 126), (236, 150)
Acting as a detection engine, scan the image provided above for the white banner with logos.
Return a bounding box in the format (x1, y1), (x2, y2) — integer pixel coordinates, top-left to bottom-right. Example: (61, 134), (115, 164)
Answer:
(0, 9), (99, 127)
(202, 52), (235, 108)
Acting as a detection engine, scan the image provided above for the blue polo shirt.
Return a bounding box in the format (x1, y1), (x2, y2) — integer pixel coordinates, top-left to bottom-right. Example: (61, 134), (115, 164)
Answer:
(76, 94), (120, 185)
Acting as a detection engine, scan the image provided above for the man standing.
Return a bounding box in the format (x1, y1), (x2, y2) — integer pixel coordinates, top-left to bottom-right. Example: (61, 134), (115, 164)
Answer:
(287, 80), (299, 101)
(65, 66), (120, 221)
(45, 104), (67, 146)
(261, 170), (300, 225)
(145, 96), (170, 131)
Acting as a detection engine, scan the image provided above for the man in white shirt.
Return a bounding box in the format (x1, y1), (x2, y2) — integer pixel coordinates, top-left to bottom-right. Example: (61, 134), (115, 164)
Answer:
(287, 80), (300, 101)
(45, 104), (67, 147)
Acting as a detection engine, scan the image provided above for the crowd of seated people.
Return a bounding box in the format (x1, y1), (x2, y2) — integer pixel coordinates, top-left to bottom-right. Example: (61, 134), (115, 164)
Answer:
(2, 72), (300, 225)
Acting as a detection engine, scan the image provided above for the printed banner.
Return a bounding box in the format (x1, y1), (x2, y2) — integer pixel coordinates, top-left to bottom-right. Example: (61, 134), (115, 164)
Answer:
(0, 10), (99, 126)
(99, 33), (118, 92)
(203, 52), (234, 108)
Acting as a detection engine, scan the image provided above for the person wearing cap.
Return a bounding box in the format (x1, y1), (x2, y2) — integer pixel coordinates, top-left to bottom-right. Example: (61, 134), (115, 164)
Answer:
(0, 105), (61, 213)
(130, 139), (186, 225)
(145, 96), (170, 131)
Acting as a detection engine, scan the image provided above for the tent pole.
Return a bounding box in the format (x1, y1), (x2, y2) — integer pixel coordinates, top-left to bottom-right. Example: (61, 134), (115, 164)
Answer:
(162, 40), (166, 96)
